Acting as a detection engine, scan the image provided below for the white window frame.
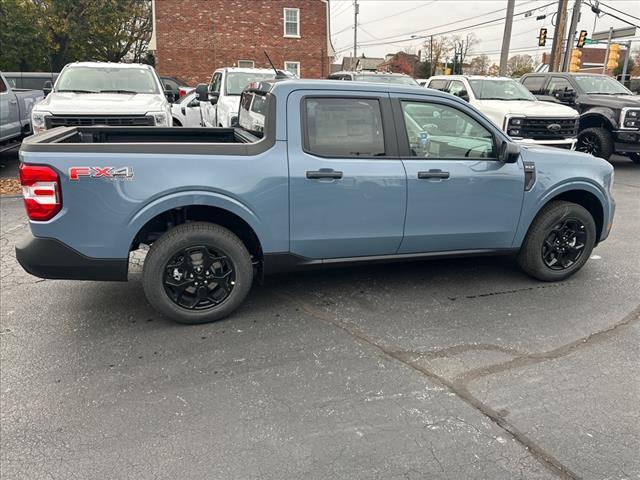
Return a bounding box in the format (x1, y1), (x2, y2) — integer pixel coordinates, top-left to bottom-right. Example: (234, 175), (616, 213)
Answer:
(283, 8), (300, 38)
(284, 61), (301, 78)
(237, 60), (255, 68)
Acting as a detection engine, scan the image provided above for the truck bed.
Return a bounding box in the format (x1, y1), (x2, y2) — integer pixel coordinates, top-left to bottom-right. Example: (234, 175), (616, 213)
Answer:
(20, 126), (267, 155)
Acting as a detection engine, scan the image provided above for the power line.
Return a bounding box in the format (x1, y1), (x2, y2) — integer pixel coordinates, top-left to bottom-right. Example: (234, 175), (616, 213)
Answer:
(353, 0), (555, 48)
(359, 1), (438, 27)
(591, 0), (640, 22)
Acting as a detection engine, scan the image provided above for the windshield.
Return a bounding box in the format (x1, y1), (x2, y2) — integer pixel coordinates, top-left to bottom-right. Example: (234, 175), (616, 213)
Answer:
(469, 79), (536, 101)
(56, 66), (159, 94)
(226, 72), (276, 95)
(573, 75), (632, 95)
(354, 74), (419, 86)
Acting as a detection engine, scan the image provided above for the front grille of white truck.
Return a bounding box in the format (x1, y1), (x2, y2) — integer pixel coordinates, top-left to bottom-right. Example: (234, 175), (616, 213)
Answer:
(521, 118), (579, 140)
(46, 115), (155, 128)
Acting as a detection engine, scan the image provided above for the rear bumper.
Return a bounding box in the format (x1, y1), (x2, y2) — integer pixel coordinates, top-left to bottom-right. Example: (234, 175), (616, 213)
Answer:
(15, 232), (128, 281)
(613, 130), (640, 154)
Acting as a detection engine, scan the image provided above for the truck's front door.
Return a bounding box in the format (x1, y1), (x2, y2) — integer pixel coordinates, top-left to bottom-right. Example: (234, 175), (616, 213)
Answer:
(391, 94), (524, 253)
(201, 72), (222, 127)
(287, 91), (407, 259)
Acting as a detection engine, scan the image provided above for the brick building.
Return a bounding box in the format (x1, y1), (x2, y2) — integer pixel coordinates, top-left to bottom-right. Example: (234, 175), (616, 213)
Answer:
(150, 0), (334, 85)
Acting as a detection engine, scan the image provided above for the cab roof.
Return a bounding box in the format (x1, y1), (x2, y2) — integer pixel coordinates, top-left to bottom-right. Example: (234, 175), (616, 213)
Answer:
(64, 61), (154, 69)
(253, 78), (446, 98)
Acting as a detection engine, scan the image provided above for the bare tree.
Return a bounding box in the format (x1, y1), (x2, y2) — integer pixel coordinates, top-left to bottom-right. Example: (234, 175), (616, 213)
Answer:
(422, 35), (452, 74)
(507, 54), (535, 77)
(467, 54), (491, 75)
(452, 33), (478, 67)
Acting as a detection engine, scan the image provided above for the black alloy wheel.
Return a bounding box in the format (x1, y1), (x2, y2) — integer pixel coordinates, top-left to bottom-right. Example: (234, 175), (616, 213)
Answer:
(163, 245), (235, 310)
(541, 218), (588, 270)
(576, 131), (600, 156)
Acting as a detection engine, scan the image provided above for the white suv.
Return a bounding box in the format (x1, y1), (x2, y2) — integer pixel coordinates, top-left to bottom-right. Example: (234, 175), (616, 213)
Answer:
(200, 67), (292, 128)
(426, 75), (579, 149)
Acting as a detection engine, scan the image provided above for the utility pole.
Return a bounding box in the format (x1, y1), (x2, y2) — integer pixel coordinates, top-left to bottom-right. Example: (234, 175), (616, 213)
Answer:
(561, 0), (582, 72)
(602, 26), (613, 74)
(429, 35), (434, 76)
(353, 0), (359, 61)
(499, 0), (515, 76)
(548, 0), (569, 72)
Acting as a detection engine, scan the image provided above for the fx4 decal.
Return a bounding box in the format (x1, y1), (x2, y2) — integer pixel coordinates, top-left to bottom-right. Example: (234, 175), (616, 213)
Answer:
(69, 167), (134, 181)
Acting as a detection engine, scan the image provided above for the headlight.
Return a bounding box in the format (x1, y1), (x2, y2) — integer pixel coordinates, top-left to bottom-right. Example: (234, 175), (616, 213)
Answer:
(621, 108), (640, 129)
(31, 111), (51, 134)
(149, 111), (170, 127)
(504, 116), (525, 138)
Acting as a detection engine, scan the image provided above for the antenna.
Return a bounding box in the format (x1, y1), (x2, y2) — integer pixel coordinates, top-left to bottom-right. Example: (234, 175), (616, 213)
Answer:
(263, 51), (289, 79)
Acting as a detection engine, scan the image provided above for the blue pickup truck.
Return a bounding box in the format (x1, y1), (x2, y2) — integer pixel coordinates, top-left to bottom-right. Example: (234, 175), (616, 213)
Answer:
(16, 79), (615, 324)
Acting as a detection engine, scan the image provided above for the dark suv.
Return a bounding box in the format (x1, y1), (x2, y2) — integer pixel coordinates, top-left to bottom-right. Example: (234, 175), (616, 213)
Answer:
(520, 73), (640, 164)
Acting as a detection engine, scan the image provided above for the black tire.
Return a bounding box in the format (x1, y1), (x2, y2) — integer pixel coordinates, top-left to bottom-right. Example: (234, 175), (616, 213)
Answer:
(517, 201), (596, 282)
(576, 127), (614, 160)
(142, 222), (253, 324)
(629, 153), (640, 165)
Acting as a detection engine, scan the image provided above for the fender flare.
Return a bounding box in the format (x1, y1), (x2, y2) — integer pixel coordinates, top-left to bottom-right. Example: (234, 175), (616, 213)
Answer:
(579, 107), (618, 130)
(513, 180), (608, 247)
(124, 190), (266, 252)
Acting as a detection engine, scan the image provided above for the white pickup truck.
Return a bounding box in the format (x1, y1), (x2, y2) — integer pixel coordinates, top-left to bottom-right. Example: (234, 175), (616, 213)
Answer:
(199, 67), (293, 128)
(30, 62), (172, 134)
(0, 71), (43, 151)
(426, 75), (580, 149)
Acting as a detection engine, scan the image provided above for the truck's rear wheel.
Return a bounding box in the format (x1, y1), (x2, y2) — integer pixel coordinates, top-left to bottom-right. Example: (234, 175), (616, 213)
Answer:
(142, 222), (253, 324)
(517, 201), (596, 282)
(576, 127), (614, 160)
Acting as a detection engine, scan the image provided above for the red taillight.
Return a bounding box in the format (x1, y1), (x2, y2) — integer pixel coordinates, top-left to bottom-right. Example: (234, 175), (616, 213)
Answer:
(19, 164), (62, 221)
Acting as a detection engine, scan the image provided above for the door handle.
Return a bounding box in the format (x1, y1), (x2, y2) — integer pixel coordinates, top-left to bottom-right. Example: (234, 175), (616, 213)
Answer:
(306, 169), (343, 180)
(418, 170), (450, 179)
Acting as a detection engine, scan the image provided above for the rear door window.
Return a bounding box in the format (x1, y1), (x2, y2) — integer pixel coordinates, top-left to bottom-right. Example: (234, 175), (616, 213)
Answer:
(304, 97), (386, 157)
(522, 76), (546, 95)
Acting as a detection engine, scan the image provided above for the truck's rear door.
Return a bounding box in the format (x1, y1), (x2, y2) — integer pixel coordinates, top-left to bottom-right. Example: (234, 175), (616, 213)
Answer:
(286, 90), (407, 259)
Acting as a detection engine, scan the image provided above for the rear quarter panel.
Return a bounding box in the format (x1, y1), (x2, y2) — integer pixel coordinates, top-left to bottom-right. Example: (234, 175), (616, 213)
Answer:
(21, 143), (289, 258)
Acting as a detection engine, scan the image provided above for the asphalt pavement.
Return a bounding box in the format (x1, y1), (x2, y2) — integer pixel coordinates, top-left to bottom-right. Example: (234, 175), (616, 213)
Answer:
(1, 155), (639, 479)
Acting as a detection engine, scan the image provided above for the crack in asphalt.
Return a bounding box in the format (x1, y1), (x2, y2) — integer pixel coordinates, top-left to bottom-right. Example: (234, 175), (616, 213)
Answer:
(281, 293), (640, 480)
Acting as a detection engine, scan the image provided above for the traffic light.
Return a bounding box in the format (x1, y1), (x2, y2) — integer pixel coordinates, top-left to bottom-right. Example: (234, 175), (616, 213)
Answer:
(538, 28), (547, 47)
(576, 30), (588, 48)
(569, 49), (582, 72)
(607, 43), (621, 71)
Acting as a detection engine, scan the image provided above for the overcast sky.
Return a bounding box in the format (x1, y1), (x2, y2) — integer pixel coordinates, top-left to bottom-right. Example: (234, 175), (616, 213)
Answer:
(329, 0), (640, 64)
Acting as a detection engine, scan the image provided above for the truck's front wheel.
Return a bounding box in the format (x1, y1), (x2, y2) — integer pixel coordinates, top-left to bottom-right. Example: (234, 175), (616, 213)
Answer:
(142, 222), (253, 324)
(577, 127), (614, 160)
(517, 201), (596, 282)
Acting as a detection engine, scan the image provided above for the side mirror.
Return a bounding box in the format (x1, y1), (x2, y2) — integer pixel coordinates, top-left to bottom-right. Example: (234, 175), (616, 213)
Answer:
(499, 141), (520, 163)
(195, 83), (209, 102)
(458, 89), (470, 102)
(43, 80), (52, 95)
(554, 90), (575, 104)
(164, 84), (176, 102)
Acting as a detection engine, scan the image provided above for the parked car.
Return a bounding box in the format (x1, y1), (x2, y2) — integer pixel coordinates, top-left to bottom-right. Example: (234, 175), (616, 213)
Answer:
(16, 79), (615, 324)
(160, 75), (192, 101)
(520, 72), (640, 163)
(328, 70), (420, 86)
(199, 67), (292, 127)
(3, 72), (58, 91)
(30, 62), (173, 135)
(426, 75), (580, 150)
(170, 91), (202, 127)
(0, 71), (44, 151)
